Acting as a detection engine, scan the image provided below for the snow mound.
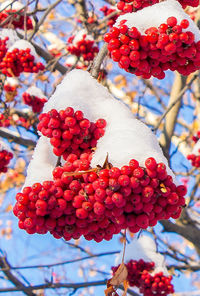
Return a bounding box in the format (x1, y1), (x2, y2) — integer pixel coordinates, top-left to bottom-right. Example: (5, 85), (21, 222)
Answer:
(0, 29), (19, 48)
(0, 0), (24, 11)
(0, 139), (12, 153)
(115, 235), (168, 275)
(5, 77), (19, 86)
(23, 137), (57, 188)
(25, 86), (47, 99)
(115, 0), (200, 42)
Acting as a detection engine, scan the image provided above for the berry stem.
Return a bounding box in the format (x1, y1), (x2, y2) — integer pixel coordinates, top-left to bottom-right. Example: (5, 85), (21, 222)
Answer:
(56, 156), (61, 167)
(122, 229), (127, 264)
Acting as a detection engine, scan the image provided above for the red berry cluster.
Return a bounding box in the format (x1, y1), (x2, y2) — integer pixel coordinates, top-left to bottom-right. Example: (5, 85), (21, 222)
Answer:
(179, 0), (199, 8)
(22, 92), (47, 113)
(187, 130), (200, 168)
(0, 113), (32, 129)
(0, 37), (9, 63)
(4, 84), (17, 93)
(0, 9), (33, 30)
(0, 149), (13, 173)
(100, 5), (119, 27)
(14, 106), (186, 241)
(112, 259), (174, 296)
(191, 130), (200, 143)
(117, 0), (199, 12)
(37, 107), (107, 159)
(0, 48), (44, 77)
(67, 34), (99, 61)
(14, 154), (186, 241)
(104, 17), (200, 79)
(117, 0), (159, 13)
(0, 113), (10, 127)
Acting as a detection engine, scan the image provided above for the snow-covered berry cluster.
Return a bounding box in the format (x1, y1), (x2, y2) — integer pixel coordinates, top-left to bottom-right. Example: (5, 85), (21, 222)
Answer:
(37, 107), (106, 158)
(0, 47), (44, 77)
(0, 9), (33, 30)
(3, 77), (19, 101)
(4, 83), (17, 93)
(105, 16), (200, 79)
(112, 259), (174, 296)
(187, 131), (200, 168)
(117, 0), (159, 13)
(117, 0), (199, 13)
(0, 149), (13, 173)
(100, 5), (119, 27)
(67, 31), (99, 62)
(14, 106), (186, 241)
(23, 92), (47, 113)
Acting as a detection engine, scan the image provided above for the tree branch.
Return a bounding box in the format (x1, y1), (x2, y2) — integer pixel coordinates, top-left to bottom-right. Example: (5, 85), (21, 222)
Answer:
(157, 73), (197, 159)
(6, 251), (119, 270)
(0, 256), (36, 296)
(160, 219), (200, 255)
(0, 128), (36, 148)
(90, 43), (108, 79)
(0, 279), (139, 295)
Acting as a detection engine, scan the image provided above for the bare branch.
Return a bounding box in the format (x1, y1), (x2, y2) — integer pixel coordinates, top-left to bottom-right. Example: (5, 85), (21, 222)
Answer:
(0, 128), (36, 148)
(0, 256), (36, 296)
(157, 73), (198, 158)
(90, 43), (108, 79)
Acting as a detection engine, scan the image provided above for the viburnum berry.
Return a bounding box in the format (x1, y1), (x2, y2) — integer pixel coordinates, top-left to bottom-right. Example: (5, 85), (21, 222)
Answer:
(0, 7), (33, 30)
(38, 107), (107, 159)
(0, 149), (13, 173)
(112, 259), (174, 296)
(105, 15), (200, 79)
(117, 0), (159, 13)
(67, 31), (99, 62)
(22, 92), (47, 113)
(100, 5), (119, 27)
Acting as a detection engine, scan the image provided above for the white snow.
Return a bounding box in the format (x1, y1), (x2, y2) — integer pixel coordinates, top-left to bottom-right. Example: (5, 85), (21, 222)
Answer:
(65, 55), (84, 68)
(25, 86), (47, 99)
(43, 69), (174, 177)
(115, 0), (200, 42)
(25, 69), (175, 186)
(0, 29), (19, 48)
(5, 77), (19, 86)
(192, 139), (200, 155)
(72, 29), (94, 45)
(115, 235), (169, 276)
(0, 0), (24, 11)
(0, 139), (12, 153)
(23, 137), (57, 187)
(8, 40), (38, 61)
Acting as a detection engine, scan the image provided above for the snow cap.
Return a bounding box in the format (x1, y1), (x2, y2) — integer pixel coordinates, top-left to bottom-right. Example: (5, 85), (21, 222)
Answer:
(8, 40), (38, 60)
(0, 0), (24, 11)
(5, 77), (19, 86)
(25, 86), (47, 99)
(115, 0), (200, 42)
(115, 235), (168, 275)
(72, 29), (94, 45)
(0, 29), (19, 48)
